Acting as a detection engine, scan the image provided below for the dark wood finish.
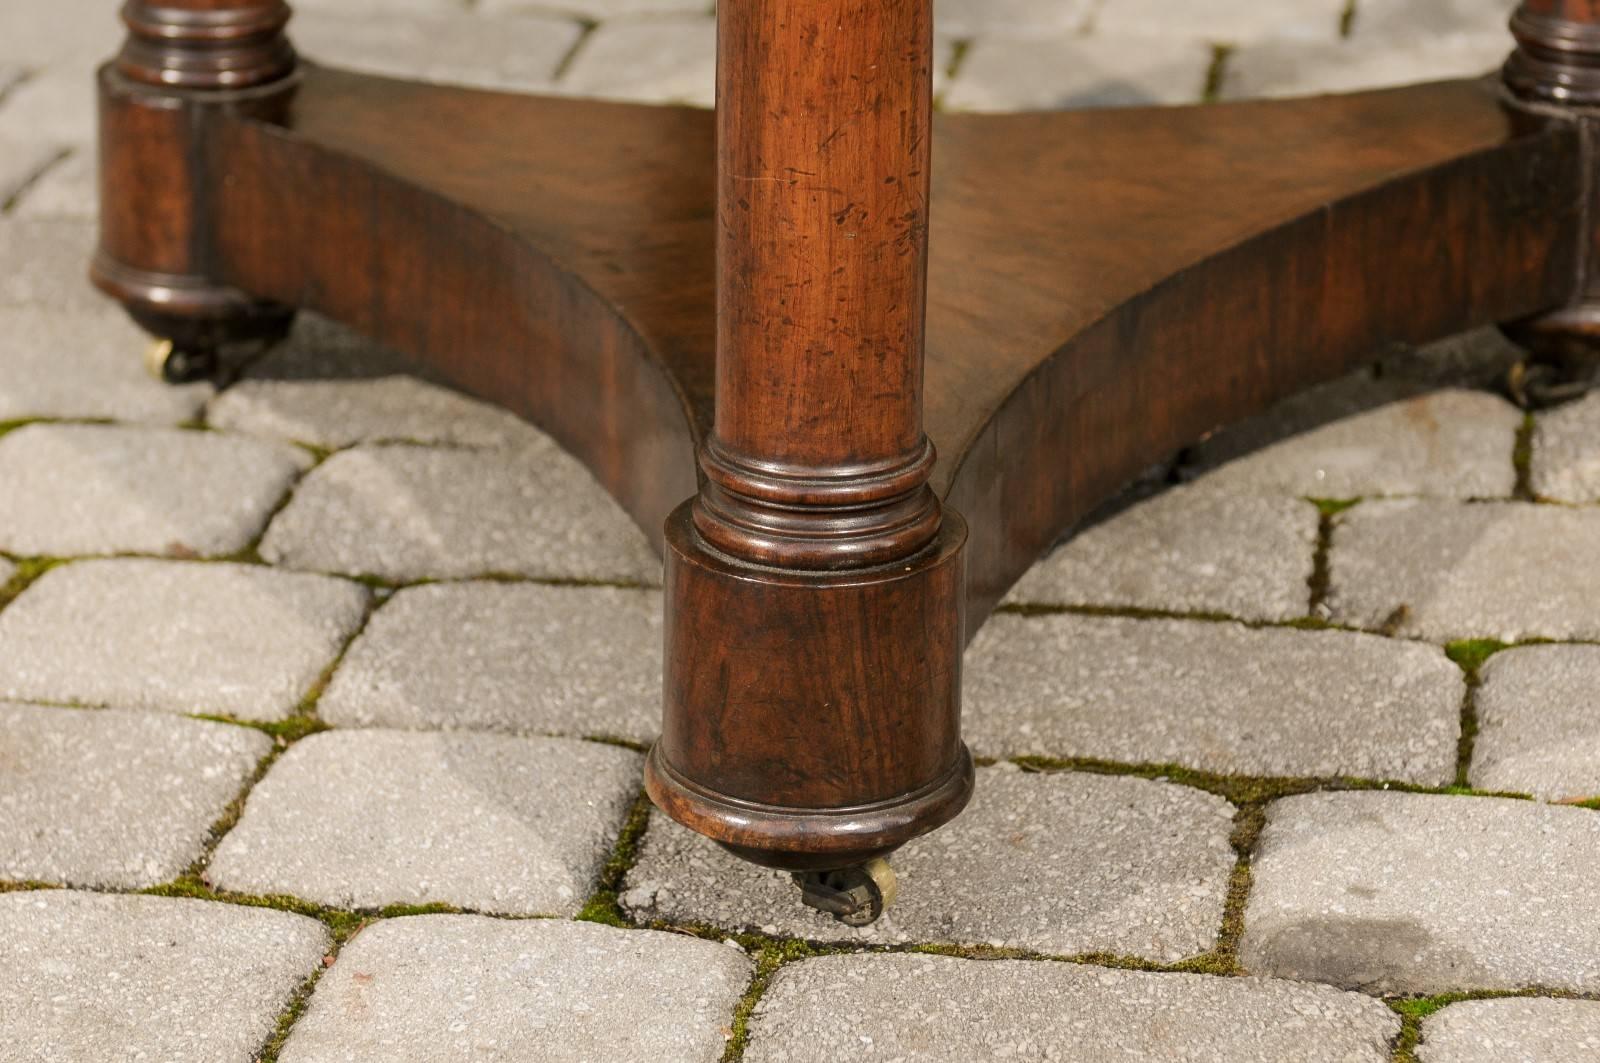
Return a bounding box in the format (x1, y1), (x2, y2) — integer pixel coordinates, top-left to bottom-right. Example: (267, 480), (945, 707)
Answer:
(94, 1), (1589, 880)
(1503, 0), (1600, 389)
(93, 0), (295, 358)
(647, 0), (974, 869)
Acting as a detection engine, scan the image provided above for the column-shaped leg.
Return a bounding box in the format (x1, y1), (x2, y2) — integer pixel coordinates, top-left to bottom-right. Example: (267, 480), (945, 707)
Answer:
(1503, 0), (1600, 405)
(646, 0), (973, 924)
(92, 0), (298, 381)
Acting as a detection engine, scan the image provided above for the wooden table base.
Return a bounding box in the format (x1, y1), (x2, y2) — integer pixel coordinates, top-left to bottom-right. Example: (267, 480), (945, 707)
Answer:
(95, 0), (1598, 923)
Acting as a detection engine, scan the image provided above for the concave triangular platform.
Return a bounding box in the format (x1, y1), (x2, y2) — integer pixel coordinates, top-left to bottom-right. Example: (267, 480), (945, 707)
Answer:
(206, 66), (1577, 625)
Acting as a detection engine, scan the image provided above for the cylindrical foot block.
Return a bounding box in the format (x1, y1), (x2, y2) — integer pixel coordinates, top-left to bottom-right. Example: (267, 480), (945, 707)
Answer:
(647, 501), (973, 872)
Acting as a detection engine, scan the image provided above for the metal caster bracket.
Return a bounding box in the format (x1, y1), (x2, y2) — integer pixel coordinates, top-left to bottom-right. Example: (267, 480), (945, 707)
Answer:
(794, 858), (899, 927)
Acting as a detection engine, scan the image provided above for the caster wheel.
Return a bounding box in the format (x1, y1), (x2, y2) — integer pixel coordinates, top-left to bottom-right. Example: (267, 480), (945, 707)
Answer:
(794, 857), (898, 927)
(143, 339), (217, 384)
(1506, 358), (1600, 411)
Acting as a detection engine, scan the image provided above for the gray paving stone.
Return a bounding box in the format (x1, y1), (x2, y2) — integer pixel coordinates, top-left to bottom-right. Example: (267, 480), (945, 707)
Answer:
(1194, 388), (1520, 500)
(0, 423), (311, 558)
(0, 65), (94, 144)
(280, 916), (750, 1063)
(937, 0), (1097, 36)
(1223, 36), (1511, 100)
(624, 765), (1235, 959)
(1418, 998), (1600, 1063)
(10, 145), (95, 219)
(1241, 791), (1600, 993)
(0, 1), (120, 65)
(1472, 645), (1600, 803)
(1004, 486), (1317, 621)
(0, 559), (370, 721)
(1328, 499), (1600, 642)
(1095, 0), (1347, 43)
(1351, 0), (1514, 49)
(246, 311), (446, 382)
(745, 953), (1399, 1063)
(963, 614), (1461, 783)
(259, 444), (660, 584)
(294, 11), (582, 91)
(480, 0), (710, 15)
(558, 19), (717, 106)
(1180, 333), (1522, 484)
(208, 729), (641, 915)
(0, 890), (328, 1063)
(0, 219), (103, 311)
(0, 137), (66, 208)
(0, 703), (269, 887)
(0, 306), (212, 425)
(1531, 391), (1600, 503)
(208, 375), (539, 450)
(291, 0), (465, 13)
(945, 30), (1212, 111)
(321, 581), (661, 742)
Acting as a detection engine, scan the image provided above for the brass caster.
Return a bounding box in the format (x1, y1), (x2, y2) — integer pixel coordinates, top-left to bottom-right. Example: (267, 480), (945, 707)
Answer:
(1506, 358), (1600, 411)
(794, 857), (898, 927)
(143, 338), (216, 384)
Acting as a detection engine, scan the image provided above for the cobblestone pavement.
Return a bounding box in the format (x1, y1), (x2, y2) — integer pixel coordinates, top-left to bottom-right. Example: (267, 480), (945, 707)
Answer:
(2, 1), (1596, 1061)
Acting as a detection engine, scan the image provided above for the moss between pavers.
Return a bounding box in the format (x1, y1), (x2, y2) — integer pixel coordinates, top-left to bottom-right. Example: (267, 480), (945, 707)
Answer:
(1443, 639), (1512, 791)
(575, 789), (655, 928)
(1201, 44), (1234, 103)
(1305, 499), (1357, 615)
(139, 876), (465, 1063)
(0, 556), (61, 612)
(1513, 412), (1536, 500)
(1387, 988), (1598, 1063)
(1007, 754), (1531, 807)
(1339, 0), (1358, 38)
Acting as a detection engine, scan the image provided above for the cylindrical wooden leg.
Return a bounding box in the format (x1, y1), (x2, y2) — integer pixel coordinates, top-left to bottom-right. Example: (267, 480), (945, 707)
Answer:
(92, 0), (298, 379)
(646, 0), (974, 888)
(1502, 0), (1600, 405)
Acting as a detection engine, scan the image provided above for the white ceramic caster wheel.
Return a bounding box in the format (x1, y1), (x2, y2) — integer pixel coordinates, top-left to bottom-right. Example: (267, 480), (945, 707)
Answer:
(794, 857), (898, 927)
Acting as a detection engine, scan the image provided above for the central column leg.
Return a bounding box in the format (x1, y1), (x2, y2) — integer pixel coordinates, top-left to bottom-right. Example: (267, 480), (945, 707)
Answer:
(645, 0), (974, 924)
(93, 0), (299, 381)
(1503, 0), (1600, 405)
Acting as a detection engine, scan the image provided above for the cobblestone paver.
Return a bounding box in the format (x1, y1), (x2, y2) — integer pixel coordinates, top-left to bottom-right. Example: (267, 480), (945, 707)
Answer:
(946, 31), (1214, 111)
(0, 220), (103, 311)
(5, 0), (1597, 1058)
(963, 614), (1462, 782)
(0, 307), (212, 424)
(0, 423), (310, 558)
(746, 953), (1400, 1063)
(0, 559), (370, 720)
(209, 375), (537, 450)
(259, 444), (660, 584)
(1004, 486), (1318, 620)
(1472, 645), (1600, 802)
(1241, 792), (1600, 993)
(207, 730), (641, 915)
(10, 146), (93, 219)
(293, 11), (582, 91)
(321, 582), (662, 742)
(279, 917), (750, 1063)
(1328, 499), (1600, 641)
(0, 891), (327, 1063)
(1418, 998), (1600, 1063)
(1531, 391), (1600, 503)
(1193, 389), (1521, 499)
(561, 19), (718, 106)
(625, 765), (1236, 958)
(0, 703), (269, 887)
